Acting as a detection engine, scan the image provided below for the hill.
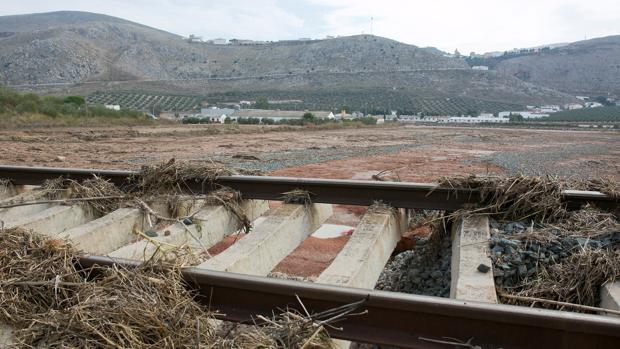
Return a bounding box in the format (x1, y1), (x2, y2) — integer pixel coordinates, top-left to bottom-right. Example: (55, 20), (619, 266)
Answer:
(491, 36), (620, 96)
(0, 11), (574, 110)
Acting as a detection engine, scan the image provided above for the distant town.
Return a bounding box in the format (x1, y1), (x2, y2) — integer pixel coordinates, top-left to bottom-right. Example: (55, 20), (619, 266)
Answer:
(97, 94), (619, 126)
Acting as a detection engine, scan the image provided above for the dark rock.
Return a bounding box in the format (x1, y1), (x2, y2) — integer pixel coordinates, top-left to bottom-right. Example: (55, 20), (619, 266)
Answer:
(491, 245), (505, 255)
(477, 264), (491, 273)
(145, 230), (158, 237)
(431, 271), (443, 279)
(518, 265), (527, 277)
(182, 218), (193, 225)
(498, 238), (519, 249)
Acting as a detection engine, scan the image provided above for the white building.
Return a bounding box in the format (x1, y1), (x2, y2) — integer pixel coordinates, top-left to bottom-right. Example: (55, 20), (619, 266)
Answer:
(104, 104), (120, 111)
(187, 34), (203, 43)
(398, 115), (450, 123)
(538, 105), (560, 113)
(498, 111), (549, 119)
(447, 116), (509, 123)
(472, 65), (489, 70)
(207, 38), (227, 45)
(199, 107), (236, 123)
(585, 102), (603, 108)
(565, 103), (584, 110)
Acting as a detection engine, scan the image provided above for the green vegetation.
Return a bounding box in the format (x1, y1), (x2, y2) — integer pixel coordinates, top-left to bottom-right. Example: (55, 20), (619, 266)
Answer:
(544, 107), (620, 122)
(181, 115), (377, 126)
(87, 91), (203, 111)
(210, 90), (522, 116)
(509, 114), (524, 123)
(0, 88), (145, 121)
(253, 97), (270, 109)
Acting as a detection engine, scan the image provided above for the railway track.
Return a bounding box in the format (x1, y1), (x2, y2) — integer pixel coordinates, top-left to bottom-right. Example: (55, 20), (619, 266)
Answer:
(1, 165), (619, 348)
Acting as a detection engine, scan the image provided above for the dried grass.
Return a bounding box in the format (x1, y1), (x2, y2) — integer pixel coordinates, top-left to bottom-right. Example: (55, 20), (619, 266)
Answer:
(67, 176), (126, 215)
(281, 189), (313, 206)
(501, 249), (620, 310)
(41, 177), (67, 200)
(0, 227), (345, 348)
(135, 158), (261, 196)
(438, 174), (619, 223)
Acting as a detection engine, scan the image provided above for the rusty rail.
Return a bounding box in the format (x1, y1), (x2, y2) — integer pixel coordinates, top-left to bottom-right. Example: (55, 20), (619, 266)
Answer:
(0, 165), (616, 210)
(78, 255), (620, 349)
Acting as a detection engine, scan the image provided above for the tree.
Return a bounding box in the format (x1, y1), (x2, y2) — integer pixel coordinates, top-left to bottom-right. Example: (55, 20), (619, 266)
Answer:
(509, 113), (524, 123)
(64, 96), (85, 106)
(302, 112), (315, 122)
(595, 96), (614, 106)
(254, 97), (269, 109)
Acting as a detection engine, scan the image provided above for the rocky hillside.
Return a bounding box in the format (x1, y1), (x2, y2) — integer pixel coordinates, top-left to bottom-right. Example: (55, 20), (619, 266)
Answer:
(0, 11), (466, 84)
(0, 11), (574, 106)
(494, 36), (620, 96)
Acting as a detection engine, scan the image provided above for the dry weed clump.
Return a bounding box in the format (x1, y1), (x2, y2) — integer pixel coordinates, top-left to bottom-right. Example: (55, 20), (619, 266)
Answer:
(136, 158), (261, 195)
(438, 174), (619, 223)
(501, 249), (620, 310)
(68, 176), (127, 215)
(282, 189), (314, 206)
(0, 227), (216, 348)
(439, 174), (620, 311)
(0, 228), (338, 348)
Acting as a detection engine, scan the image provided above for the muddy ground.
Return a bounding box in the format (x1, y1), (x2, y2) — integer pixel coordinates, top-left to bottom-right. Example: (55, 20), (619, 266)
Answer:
(0, 124), (617, 181)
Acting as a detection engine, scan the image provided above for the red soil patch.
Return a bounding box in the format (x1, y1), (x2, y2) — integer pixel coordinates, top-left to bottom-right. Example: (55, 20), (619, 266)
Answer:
(270, 148), (504, 182)
(272, 236), (350, 279)
(207, 234), (244, 256)
(395, 224), (433, 253)
(326, 204), (367, 226)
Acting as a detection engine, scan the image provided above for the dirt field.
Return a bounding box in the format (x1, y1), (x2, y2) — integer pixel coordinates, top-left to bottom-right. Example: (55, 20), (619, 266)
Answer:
(0, 124), (617, 182)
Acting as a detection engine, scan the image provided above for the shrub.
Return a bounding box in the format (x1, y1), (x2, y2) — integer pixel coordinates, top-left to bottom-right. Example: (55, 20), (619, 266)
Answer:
(64, 96), (85, 106)
(182, 117), (200, 124)
(15, 100), (38, 114)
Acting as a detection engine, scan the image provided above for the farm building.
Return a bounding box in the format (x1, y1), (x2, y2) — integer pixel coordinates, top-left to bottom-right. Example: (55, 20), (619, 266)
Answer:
(199, 107), (236, 123)
(230, 109), (334, 123)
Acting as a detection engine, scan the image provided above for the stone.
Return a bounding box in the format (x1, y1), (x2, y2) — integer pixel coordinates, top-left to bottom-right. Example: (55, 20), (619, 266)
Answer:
(491, 245), (505, 255)
(431, 270), (443, 279)
(477, 264), (491, 273)
(145, 230), (158, 237)
(518, 265), (527, 277)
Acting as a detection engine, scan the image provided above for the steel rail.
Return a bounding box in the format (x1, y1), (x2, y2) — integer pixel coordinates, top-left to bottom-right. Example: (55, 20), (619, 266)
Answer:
(78, 255), (620, 349)
(0, 165), (616, 210)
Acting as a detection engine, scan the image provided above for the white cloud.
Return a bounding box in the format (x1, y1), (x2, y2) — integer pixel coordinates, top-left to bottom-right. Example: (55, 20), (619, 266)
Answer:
(1, 0), (619, 52)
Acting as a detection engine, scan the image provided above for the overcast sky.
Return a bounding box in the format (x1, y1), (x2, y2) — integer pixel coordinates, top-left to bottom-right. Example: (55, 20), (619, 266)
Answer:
(2, 0), (619, 53)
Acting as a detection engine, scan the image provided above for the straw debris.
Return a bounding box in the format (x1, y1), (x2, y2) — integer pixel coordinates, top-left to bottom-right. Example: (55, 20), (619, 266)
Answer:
(438, 174), (618, 223)
(135, 158), (261, 195)
(438, 174), (620, 312)
(0, 227), (346, 348)
(67, 176), (127, 215)
(501, 249), (620, 310)
(282, 189), (313, 206)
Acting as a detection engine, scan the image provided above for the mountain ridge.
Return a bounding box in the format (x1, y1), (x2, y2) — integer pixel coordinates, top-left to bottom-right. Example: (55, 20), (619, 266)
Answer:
(0, 11), (588, 107)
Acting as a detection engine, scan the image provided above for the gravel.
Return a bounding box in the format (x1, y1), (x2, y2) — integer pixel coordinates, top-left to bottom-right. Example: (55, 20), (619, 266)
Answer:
(482, 143), (614, 178)
(376, 231), (451, 298)
(488, 218), (620, 288)
(210, 143), (419, 172)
